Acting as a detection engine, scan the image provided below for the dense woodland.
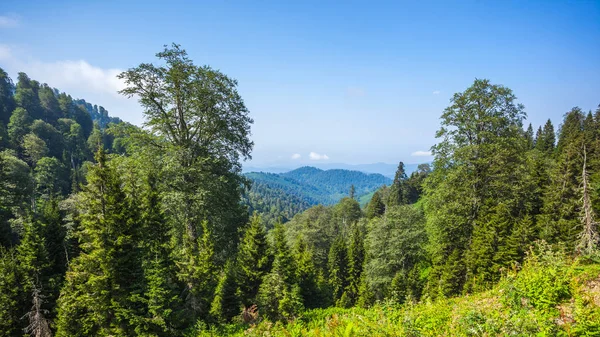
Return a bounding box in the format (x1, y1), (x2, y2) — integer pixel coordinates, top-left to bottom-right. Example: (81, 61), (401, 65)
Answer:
(243, 167), (392, 226)
(0, 44), (599, 336)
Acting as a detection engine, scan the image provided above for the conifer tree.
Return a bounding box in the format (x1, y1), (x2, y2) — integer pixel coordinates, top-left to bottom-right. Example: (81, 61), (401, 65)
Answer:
(388, 162), (409, 206)
(140, 173), (184, 333)
(272, 223), (296, 284)
(365, 190), (385, 219)
(346, 224), (365, 305)
(258, 223), (302, 321)
(294, 237), (324, 309)
(210, 260), (240, 323)
(525, 123), (535, 149)
(0, 247), (27, 336)
(538, 108), (584, 249)
(328, 235), (349, 305)
(55, 149), (145, 336)
(236, 213), (270, 307)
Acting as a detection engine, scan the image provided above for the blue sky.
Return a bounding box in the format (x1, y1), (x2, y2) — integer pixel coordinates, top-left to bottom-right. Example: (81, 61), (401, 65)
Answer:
(1, 1), (599, 167)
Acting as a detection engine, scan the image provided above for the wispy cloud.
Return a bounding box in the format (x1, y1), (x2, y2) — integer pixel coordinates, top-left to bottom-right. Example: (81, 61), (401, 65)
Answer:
(291, 153), (301, 159)
(309, 152), (329, 160)
(0, 44), (142, 124)
(411, 150), (432, 157)
(0, 14), (20, 28)
(432, 90), (440, 95)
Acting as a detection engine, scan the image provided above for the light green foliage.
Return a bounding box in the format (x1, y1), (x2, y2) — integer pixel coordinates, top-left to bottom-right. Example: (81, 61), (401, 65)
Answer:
(424, 79), (530, 297)
(364, 205), (427, 302)
(194, 252), (600, 337)
(8, 107), (32, 151)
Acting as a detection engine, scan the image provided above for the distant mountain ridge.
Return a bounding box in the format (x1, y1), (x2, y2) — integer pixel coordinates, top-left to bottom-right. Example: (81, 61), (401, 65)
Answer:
(242, 166), (392, 226)
(243, 162), (426, 178)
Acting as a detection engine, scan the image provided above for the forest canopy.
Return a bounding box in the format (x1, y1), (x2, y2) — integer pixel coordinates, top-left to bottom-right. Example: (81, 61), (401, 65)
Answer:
(0, 46), (599, 336)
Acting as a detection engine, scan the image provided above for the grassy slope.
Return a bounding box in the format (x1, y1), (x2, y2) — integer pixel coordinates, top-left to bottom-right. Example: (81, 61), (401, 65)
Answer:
(196, 251), (600, 336)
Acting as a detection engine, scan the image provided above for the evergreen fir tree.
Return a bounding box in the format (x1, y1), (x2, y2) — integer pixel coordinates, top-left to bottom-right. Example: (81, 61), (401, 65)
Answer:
(365, 190), (385, 219)
(328, 235), (349, 305)
(236, 213), (270, 307)
(346, 224), (365, 305)
(210, 260), (240, 323)
(55, 149), (145, 336)
(140, 173), (184, 333)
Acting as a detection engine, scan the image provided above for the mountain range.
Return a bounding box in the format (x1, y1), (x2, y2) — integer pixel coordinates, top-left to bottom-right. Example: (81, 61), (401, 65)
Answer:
(242, 166), (392, 226)
(243, 162), (426, 179)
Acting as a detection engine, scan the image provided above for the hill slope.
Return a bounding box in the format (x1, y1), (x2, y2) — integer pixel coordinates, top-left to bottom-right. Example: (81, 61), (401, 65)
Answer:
(243, 167), (391, 225)
(196, 249), (600, 336)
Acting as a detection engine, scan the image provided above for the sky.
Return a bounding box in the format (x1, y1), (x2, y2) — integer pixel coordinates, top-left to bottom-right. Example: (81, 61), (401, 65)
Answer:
(0, 0), (599, 167)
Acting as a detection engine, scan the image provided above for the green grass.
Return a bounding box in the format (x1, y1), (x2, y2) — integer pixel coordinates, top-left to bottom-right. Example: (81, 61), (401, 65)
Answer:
(194, 250), (600, 336)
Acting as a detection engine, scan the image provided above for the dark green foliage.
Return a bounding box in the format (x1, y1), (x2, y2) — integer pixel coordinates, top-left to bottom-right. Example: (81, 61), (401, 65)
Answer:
(346, 224), (365, 305)
(0, 68), (16, 126)
(365, 190), (385, 219)
(55, 150), (145, 336)
(424, 79), (529, 297)
(0, 247), (27, 336)
(294, 238), (327, 309)
(210, 261), (240, 323)
(242, 178), (313, 228)
(236, 213), (271, 307)
(328, 235), (349, 305)
(387, 162), (410, 206)
(364, 206), (427, 302)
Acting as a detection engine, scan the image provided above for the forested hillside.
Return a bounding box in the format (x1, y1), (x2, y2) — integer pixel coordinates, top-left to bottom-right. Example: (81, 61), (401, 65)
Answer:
(0, 44), (599, 337)
(243, 167), (391, 226)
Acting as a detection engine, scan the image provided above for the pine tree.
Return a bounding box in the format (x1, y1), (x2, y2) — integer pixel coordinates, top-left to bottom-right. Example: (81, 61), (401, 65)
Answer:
(538, 108), (584, 249)
(0, 247), (27, 336)
(210, 260), (240, 322)
(294, 237), (324, 309)
(272, 223), (296, 284)
(140, 173), (184, 333)
(525, 123), (535, 149)
(346, 224), (365, 305)
(328, 235), (349, 305)
(56, 149), (145, 336)
(365, 190), (385, 219)
(236, 213), (271, 307)
(388, 162), (409, 206)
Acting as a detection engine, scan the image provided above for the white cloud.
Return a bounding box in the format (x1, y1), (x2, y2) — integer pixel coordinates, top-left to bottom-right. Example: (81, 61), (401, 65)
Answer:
(291, 153), (301, 159)
(0, 14), (19, 28)
(0, 44), (143, 125)
(309, 152), (329, 160)
(432, 90), (440, 95)
(411, 150), (432, 157)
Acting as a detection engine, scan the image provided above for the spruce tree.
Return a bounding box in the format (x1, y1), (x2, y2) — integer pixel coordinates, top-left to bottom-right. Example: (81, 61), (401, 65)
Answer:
(210, 260), (240, 322)
(236, 213), (270, 307)
(55, 149), (145, 336)
(365, 190), (385, 219)
(328, 235), (349, 305)
(388, 162), (409, 206)
(538, 108), (584, 249)
(294, 237), (325, 308)
(346, 224), (365, 305)
(140, 173), (184, 333)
